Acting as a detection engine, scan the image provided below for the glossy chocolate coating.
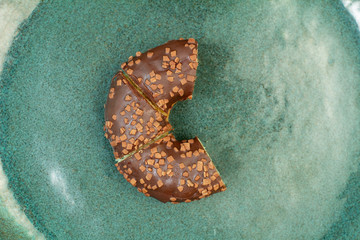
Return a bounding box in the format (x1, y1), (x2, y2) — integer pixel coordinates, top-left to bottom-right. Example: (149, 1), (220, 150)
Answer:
(122, 39), (198, 113)
(116, 134), (226, 203)
(105, 39), (225, 203)
(104, 72), (170, 159)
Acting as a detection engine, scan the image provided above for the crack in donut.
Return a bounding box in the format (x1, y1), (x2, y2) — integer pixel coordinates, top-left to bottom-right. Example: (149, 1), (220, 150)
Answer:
(104, 38), (226, 203)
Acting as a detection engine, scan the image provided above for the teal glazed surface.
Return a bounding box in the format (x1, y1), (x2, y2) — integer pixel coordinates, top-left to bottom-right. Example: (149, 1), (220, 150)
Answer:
(1, 0), (360, 239)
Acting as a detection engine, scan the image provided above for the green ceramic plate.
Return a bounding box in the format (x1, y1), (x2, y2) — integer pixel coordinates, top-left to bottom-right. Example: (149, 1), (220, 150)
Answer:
(1, 1), (360, 239)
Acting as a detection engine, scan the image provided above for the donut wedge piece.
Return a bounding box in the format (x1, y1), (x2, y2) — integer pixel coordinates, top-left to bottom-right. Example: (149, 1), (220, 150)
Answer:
(122, 39), (198, 114)
(115, 133), (226, 203)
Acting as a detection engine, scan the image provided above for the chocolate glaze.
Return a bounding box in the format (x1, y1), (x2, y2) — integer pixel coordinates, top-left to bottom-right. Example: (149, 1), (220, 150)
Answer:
(104, 72), (171, 159)
(105, 39), (226, 203)
(122, 39), (198, 113)
(116, 134), (226, 203)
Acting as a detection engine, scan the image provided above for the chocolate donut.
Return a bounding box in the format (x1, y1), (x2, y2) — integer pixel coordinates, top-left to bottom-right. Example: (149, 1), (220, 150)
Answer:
(104, 39), (226, 203)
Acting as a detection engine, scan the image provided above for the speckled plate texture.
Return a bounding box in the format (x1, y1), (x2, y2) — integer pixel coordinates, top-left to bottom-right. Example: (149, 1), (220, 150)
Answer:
(1, 1), (360, 239)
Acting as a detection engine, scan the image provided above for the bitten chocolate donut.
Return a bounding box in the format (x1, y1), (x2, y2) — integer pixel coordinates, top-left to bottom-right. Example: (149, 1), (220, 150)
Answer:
(104, 39), (226, 203)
